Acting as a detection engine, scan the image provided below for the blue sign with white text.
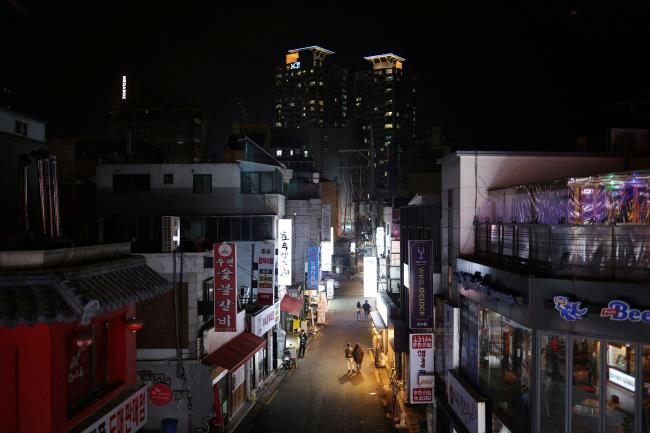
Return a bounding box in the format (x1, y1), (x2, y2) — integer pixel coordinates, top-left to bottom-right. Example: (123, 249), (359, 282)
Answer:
(307, 246), (319, 290)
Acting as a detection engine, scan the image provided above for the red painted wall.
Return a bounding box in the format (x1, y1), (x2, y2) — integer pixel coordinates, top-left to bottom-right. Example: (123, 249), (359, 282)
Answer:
(0, 305), (139, 433)
(0, 324), (54, 433)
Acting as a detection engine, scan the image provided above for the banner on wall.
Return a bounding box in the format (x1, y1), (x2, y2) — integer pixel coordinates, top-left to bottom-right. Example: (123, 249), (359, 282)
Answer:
(79, 385), (147, 433)
(214, 242), (237, 332)
(307, 246), (319, 289)
(254, 243), (275, 305)
(408, 240), (433, 329)
(278, 219), (292, 286)
(408, 333), (434, 404)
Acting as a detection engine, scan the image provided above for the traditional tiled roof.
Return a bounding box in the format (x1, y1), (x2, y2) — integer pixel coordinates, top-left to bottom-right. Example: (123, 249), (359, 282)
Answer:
(0, 256), (169, 328)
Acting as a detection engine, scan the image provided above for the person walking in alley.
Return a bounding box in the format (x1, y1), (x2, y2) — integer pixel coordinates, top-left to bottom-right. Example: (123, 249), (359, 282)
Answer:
(298, 329), (308, 358)
(352, 343), (364, 373)
(362, 300), (371, 320)
(356, 301), (362, 321)
(345, 343), (355, 373)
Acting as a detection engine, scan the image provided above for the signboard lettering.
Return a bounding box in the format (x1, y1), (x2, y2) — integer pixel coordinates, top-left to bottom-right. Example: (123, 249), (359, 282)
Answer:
(307, 246), (319, 290)
(409, 333), (434, 404)
(255, 243), (275, 305)
(409, 240), (433, 329)
(214, 243), (237, 332)
(79, 386), (147, 433)
(447, 372), (486, 433)
(278, 219), (292, 286)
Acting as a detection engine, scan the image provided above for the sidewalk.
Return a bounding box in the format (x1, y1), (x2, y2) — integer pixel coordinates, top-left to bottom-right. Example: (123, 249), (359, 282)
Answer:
(368, 351), (426, 433)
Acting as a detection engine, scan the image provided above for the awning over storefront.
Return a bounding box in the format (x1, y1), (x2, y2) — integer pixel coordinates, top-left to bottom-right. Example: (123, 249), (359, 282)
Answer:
(203, 332), (265, 371)
(280, 295), (303, 316)
(370, 311), (387, 330)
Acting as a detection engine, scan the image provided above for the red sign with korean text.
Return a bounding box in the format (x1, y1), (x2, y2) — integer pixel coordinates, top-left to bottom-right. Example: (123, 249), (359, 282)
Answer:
(214, 243), (237, 332)
(150, 382), (173, 406)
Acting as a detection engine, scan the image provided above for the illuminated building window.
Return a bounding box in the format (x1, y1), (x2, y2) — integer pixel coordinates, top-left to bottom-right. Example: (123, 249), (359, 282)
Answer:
(310, 81), (316, 86)
(309, 106), (315, 111)
(304, 150), (309, 157)
(290, 149), (294, 156)
(289, 102), (295, 107)
(297, 84), (302, 88)
(342, 112), (346, 117)
(319, 100), (324, 106)
(309, 100), (315, 104)
(374, 107), (378, 111)
(396, 124), (400, 129)
(319, 81), (324, 86)
(302, 113), (306, 117)
(386, 68), (393, 74)
(396, 112), (400, 117)
(384, 124), (393, 129)
(276, 149), (283, 156)
(386, 76), (393, 81)
(385, 171), (388, 177)
(275, 122), (282, 127)
(385, 111), (393, 117)
(275, 104), (282, 108)
(385, 88), (392, 92)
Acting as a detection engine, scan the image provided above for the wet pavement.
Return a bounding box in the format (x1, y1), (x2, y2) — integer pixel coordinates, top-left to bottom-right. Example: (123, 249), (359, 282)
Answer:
(234, 275), (395, 433)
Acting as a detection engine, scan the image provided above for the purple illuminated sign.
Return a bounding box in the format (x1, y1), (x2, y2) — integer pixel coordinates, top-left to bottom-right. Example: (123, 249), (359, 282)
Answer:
(409, 240), (433, 329)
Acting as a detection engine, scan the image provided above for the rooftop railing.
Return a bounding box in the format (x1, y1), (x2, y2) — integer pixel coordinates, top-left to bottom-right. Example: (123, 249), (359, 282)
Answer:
(473, 220), (650, 282)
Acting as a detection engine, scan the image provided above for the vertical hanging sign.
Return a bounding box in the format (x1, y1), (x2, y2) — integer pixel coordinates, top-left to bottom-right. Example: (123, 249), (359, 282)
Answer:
(214, 242), (237, 332)
(255, 243), (275, 305)
(307, 246), (320, 289)
(409, 333), (434, 403)
(277, 219), (292, 286)
(409, 240), (433, 329)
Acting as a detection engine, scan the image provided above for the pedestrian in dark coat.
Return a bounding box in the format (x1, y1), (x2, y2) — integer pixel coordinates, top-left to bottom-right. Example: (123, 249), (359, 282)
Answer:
(352, 343), (364, 373)
(356, 301), (362, 321)
(362, 300), (371, 320)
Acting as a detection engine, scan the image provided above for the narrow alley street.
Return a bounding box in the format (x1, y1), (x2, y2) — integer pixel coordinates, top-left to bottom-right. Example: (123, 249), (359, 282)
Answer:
(234, 275), (396, 433)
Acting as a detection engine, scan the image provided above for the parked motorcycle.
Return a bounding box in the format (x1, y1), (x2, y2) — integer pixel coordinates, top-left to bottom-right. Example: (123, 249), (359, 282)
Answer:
(282, 348), (292, 370)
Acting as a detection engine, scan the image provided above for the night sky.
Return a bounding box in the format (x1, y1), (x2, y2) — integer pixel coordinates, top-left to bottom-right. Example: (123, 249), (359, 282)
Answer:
(2, 0), (649, 150)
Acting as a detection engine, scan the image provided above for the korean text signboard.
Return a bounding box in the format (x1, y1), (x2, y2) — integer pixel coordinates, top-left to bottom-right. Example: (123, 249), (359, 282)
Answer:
(214, 242), (237, 332)
(408, 240), (433, 329)
(252, 304), (277, 336)
(409, 333), (434, 404)
(447, 371), (486, 433)
(321, 205), (331, 241)
(255, 243), (275, 305)
(278, 219), (292, 286)
(79, 385), (147, 433)
(307, 246), (319, 289)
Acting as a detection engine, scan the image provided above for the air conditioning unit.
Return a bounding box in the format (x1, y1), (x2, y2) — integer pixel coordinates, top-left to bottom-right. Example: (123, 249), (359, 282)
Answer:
(162, 216), (180, 252)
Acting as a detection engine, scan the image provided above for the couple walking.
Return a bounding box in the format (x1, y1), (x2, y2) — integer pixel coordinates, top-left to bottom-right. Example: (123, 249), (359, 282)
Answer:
(356, 300), (371, 320)
(345, 343), (365, 373)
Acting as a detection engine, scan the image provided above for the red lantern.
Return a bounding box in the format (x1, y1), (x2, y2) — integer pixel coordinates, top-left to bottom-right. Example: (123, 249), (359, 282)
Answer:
(73, 334), (93, 349)
(126, 316), (144, 333)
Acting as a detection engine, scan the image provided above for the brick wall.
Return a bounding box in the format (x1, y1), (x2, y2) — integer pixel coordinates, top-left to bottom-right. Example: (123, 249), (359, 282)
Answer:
(136, 283), (189, 348)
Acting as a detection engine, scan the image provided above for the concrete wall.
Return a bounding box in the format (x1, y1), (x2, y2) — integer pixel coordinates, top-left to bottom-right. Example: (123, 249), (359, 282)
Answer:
(286, 199), (322, 285)
(0, 109), (45, 142)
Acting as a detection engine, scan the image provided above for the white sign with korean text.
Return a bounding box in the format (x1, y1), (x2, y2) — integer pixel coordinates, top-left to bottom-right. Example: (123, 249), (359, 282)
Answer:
(447, 371), (486, 433)
(79, 385), (147, 433)
(409, 333), (434, 404)
(278, 219), (292, 286)
(255, 243), (275, 305)
(252, 304), (278, 336)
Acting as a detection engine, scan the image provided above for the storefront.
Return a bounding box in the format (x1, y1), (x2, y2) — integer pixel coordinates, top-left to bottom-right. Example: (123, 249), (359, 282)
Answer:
(451, 257), (650, 433)
(532, 279), (650, 433)
(203, 332), (266, 424)
(371, 294), (390, 368)
(249, 301), (280, 387)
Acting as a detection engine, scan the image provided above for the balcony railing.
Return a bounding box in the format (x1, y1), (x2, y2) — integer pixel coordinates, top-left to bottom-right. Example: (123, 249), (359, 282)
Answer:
(473, 221), (650, 282)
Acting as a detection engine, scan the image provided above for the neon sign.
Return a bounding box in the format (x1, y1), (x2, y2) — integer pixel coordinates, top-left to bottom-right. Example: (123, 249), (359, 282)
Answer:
(122, 75), (127, 100)
(554, 296), (588, 321)
(290, 61), (301, 70)
(600, 300), (650, 323)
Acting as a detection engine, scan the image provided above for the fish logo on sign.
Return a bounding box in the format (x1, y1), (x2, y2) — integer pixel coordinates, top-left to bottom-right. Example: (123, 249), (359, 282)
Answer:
(554, 296), (588, 321)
